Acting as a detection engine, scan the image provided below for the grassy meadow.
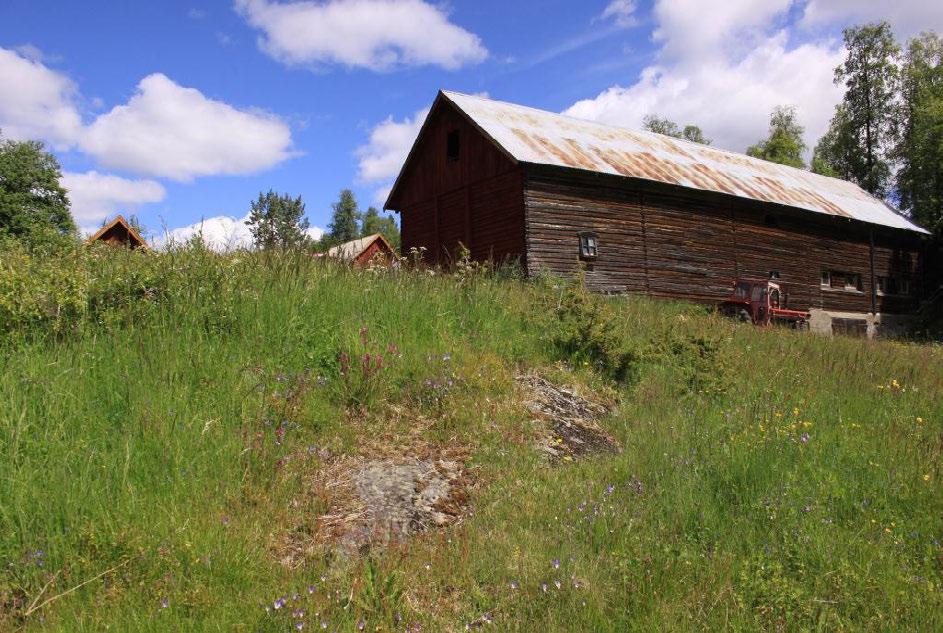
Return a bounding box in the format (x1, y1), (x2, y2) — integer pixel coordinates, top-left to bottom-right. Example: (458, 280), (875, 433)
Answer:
(0, 241), (941, 631)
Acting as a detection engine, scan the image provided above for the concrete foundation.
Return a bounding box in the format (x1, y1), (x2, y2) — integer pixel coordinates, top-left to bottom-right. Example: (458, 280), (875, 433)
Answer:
(808, 308), (913, 339)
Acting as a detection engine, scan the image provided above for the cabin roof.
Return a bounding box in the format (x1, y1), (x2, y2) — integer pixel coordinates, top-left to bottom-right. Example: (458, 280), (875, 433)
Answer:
(433, 90), (927, 235)
(85, 215), (148, 248)
(326, 233), (393, 261)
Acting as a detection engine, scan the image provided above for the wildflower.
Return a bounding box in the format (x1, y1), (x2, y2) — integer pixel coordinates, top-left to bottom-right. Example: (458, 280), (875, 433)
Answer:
(424, 563), (432, 570)
(357, 618), (365, 630)
(605, 484), (614, 495)
(554, 580), (562, 590)
(800, 433), (810, 443)
(923, 474), (931, 482)
(793, 408), (800, 416)
(916, 417), (924, 424)
(308, 585), (316, 594)
(509, 581), (519, 590)
(541, 583), (548, 593)
(442, 353), (451, 362)
(274, 598), (285, 610)
(160, 598), (169, 609)
(295, 623), (304, 631)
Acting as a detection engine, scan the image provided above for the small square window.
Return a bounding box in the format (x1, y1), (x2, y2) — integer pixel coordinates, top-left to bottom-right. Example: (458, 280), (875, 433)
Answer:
(579, 232), (598, 259)
(820, 271), (831, 288)
(769, 271), (780, 280)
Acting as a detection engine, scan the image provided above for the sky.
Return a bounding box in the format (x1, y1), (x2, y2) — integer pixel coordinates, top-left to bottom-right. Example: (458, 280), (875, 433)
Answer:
(1, 0), (941, 248)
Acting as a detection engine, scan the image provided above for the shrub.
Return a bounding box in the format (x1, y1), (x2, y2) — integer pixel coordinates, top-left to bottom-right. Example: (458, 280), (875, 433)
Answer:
(539, 271), (640, 383)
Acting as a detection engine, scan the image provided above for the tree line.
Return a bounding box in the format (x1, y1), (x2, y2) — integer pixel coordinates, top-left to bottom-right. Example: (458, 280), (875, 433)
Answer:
(643, 22), (942, 237)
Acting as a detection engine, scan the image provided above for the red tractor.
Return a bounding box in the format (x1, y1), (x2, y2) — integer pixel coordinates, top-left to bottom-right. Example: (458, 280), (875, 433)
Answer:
(719, 277), (810, 330)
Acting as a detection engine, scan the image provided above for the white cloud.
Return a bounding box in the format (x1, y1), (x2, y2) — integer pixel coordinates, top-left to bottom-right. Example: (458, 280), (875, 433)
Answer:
(599, 1), (638, 27)
(0, 46), (82, 147)
(80, 73), (295, 181)
(61, 171), (166, 223)
(564, 1), (844, 156)
(356, 107), (429, 182)
(234, 0), (488, 71)
(154, 212), (323, 251)
(801, 0), (943, 38)
(355, 106), (430, 204)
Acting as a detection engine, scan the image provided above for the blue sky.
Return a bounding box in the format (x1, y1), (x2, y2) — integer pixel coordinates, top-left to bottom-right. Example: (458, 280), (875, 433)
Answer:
(1, 0), (940, 247)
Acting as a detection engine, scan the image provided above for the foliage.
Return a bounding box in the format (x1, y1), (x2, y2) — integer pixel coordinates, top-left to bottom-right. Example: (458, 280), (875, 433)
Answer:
(642, 115), (712, 145)
(0, 247), (941, 631)
(333, 326), (397, 410)
(245, 189), (311, 250)
(815, 22), (900, 197)
(746, 106), (807, 169)
(895, 32), (943, 236)
(0, 134), (75, 241)
(325, 188), (361, 247)
(540, 272), (639, 383)
(360, 206), (400, 251)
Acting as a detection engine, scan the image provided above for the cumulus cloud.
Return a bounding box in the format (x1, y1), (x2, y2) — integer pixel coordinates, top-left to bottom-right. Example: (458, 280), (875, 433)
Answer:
(801, 0), (943, 38)
(599, 0), (638, 27)
(566, 33), (844, 156)
(234, 0), (488, 71)
(0, 46), (82, 147)
(355, 106), (434, 204)
(80, 73), (295, 181)
(564, 1), (845, 156)
(356, 107), (429, 183)
(154, 213), (323, 251)
(61, 171), (166, 224)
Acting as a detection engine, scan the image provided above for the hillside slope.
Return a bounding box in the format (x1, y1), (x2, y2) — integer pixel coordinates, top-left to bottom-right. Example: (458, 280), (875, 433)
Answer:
(1, 245), (941, 631)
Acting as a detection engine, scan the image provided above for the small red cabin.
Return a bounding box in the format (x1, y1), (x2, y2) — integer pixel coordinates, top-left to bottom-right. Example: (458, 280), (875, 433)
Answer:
(325, 233), (397, 267)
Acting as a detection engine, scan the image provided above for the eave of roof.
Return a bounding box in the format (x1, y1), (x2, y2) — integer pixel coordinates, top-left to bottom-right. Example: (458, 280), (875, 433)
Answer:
(433, 90), (928, 235)
(85, 215), (149, 248)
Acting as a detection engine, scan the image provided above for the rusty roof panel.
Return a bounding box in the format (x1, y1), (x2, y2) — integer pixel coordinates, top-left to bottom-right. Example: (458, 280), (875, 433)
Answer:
(442, 91), (928, 234)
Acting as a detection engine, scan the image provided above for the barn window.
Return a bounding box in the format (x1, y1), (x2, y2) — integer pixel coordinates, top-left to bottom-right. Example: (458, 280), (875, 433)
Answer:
(877, 276), (912, 296)
(578, 232), (598, 260)
(446, 130), (460, 162)
(820, 271), (831, 288)
(769, 271), (780, 280)
(843, 273), (862, 291)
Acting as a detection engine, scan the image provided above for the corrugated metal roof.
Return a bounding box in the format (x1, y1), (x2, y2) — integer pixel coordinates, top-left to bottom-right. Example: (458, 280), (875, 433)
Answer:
(326, 233), (383, 261)
(441, 91), (928, 234)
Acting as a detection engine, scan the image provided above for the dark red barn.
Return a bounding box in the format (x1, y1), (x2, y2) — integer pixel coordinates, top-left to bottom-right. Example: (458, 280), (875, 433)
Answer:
(385, 91), (930, 337)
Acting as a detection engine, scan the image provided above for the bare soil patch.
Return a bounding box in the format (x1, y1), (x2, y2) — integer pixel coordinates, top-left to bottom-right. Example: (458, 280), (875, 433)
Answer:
(516, 372), (621, 462)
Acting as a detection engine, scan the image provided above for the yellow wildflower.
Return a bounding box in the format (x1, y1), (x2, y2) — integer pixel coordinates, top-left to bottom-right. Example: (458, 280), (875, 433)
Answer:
(916, 417), (924, 424)
(923, 474), (931, 482)
(793, 408), (800, 416)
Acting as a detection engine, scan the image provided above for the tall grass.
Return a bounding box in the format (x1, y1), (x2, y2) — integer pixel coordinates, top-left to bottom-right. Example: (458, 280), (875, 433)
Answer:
(0, 242), (940, 631)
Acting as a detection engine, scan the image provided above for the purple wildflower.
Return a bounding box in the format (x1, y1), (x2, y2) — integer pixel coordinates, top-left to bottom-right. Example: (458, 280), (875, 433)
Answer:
(295, 623), (304, 631)
(541, 583), (548, 593)
(307, 585), (316, 594)
(357, 618), (365, 630)
(509, 581), (519, 590)
(605, 484), (615, 495)
(552, 558), (560, 569)
(160, 598), (169, 609)
(800, 433), (810, 443)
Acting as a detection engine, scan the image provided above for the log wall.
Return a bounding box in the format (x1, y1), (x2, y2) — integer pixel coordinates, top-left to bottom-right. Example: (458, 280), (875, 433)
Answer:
(524, 167), (925, 314)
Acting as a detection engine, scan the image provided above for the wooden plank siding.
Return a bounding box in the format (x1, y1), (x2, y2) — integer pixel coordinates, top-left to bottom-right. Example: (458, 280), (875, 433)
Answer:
(389, 98), (525, 266)
(524, 167), (924, 314)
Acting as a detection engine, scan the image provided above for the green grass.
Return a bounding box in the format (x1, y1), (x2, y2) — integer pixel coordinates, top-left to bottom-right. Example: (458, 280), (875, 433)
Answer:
(0, 245), (941, 631)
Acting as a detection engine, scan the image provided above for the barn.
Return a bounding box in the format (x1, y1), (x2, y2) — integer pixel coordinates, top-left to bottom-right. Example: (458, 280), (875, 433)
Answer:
(385, 91), (930, 336)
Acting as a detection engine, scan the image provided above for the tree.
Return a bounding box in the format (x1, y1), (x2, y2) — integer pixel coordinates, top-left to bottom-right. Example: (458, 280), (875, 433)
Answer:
(360, 206), (400, 251)
(0, 134), (75, 240)
(895, 32), (943, 235)
(746, 106), (807, 168)
(327, 189), (361, 245)
(816, 22), (900, 197)
(642, 115), (711, 144)
(245, 190), (310, 250)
